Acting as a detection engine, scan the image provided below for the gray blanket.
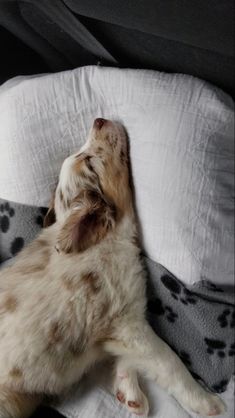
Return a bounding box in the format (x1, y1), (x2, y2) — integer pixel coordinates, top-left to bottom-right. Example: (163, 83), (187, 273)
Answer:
(0, 197), (234, 393)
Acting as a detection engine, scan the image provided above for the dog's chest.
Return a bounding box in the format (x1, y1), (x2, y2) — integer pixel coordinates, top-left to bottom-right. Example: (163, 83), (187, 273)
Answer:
(54, 241), (146, 351)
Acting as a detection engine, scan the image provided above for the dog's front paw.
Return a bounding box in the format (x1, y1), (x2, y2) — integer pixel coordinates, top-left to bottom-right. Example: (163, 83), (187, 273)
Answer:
(198, 393), (226, 416)
(115, 375), (149, 417)
(116, 389), (149, 416)
(187, 392), (226, 416)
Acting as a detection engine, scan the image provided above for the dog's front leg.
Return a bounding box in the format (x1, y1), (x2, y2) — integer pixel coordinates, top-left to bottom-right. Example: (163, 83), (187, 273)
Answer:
(104, 321), (226, 416)
(111, 358), (149, 416)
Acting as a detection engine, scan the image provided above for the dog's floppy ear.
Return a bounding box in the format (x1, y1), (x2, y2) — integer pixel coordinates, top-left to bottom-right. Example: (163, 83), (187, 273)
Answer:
(43, 193), (56, 227)
(57, 190), (116, 253)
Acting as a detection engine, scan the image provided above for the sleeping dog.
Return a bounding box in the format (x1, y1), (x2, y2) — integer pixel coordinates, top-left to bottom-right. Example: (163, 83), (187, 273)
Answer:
(0, 118), (226, 417)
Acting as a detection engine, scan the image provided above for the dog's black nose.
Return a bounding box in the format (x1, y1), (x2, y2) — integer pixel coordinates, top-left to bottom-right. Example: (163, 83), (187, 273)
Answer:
(94, 118), (106, 130)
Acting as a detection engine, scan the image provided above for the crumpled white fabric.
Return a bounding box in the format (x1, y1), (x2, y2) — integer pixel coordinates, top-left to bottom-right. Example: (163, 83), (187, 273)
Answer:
(0, 66), (234, 286)
(55, 363), (234, 418)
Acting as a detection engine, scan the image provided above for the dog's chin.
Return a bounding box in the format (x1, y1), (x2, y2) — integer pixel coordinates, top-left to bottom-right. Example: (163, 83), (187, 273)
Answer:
(79, 140), (91, 154)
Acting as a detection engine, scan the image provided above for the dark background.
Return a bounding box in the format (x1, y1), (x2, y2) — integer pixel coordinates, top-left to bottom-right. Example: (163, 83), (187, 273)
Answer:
(0, 0), (234, 96)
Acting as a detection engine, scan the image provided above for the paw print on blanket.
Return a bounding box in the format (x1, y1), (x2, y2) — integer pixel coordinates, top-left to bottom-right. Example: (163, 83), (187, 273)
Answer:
(202, 280), (224, 293)
(204, 338), (225, 358)
(212, 379), (229, 393)
(217, 309), (235, 328)
(10, 237), (25, 256)
(161, 274), (197, 305)
(0, 202), (15, 233)
(205, 338), (235, 359)
(228, 342), (235, 357)
(0, 200), (25, 257)
(147, 297), (178, 323)
(35, 207), (48, 227)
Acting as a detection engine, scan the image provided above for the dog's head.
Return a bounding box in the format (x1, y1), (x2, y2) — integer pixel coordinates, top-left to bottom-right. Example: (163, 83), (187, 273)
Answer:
(44, 119), (133, 253)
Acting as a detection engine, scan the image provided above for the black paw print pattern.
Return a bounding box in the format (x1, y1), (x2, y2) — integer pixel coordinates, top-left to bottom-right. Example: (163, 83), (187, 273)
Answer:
(11, 237), (24, 256)
(204, 338), (235, 359)
(161, 274), (197, 305)
(147, 297), (178, 323)
(0, 202), (15, 233)
(212, 379), (229, 393)
(218, 309), (235, 329)
(202, 280), (224, 293)
(35, 207), (48, 227)
(0, 201), (24, 256)
(228, 342), (235, 357)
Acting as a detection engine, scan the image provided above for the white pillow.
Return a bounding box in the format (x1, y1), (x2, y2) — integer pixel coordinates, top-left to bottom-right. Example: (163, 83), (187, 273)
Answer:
(0, 66), (234, 286)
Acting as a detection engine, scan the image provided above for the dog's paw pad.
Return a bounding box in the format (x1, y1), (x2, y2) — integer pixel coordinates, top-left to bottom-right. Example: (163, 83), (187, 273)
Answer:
(128, 400), (141, 408)
(116, 391), (125, 403)
(126, 393), (149, 416)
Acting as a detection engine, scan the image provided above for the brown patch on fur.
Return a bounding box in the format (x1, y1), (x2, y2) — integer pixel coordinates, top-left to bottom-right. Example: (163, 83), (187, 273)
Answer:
(61, 275), (80, 292)
(65, 300), (87, 355)
(104, 134), (111, 143)
(81, 272), (101, 294)
(0, 387), (40, 416)
(59, 188), (70, 209)
(59, 189), (63, 202)
(105, 134), (117, 150)
(41, 248), (50, 258)
(79, 170), (89, 179)
(73, 156), (97, 182)
(48, 321), (63, 345)
(100, 301), (110, 317)
(14, 242), (51, 276)
(73, 158), (85, 174)
(17, 264), (43, 275)
(67, 300), (77, 331)
(97, 152), (133, 217)
(37, 238), (48, 246)
(27, 238), (50, 253)
(62, 276), (74, 291)
(68, 340), (85, 356)
(84, 156), (95, 172)
(96, 146), (104, 156)
(131, 234), (140, 248)
(57, 190), (116, 253)
(4, 295), (18, 312)
(9, 367), (23, 379)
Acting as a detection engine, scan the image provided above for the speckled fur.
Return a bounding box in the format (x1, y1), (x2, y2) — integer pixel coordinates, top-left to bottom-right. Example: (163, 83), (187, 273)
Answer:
(0, 120), (226, 417)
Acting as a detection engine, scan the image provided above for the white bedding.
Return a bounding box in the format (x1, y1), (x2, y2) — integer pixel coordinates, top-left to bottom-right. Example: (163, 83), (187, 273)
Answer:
(0, 66), (234, 288)
(55, 365), (234, 418)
